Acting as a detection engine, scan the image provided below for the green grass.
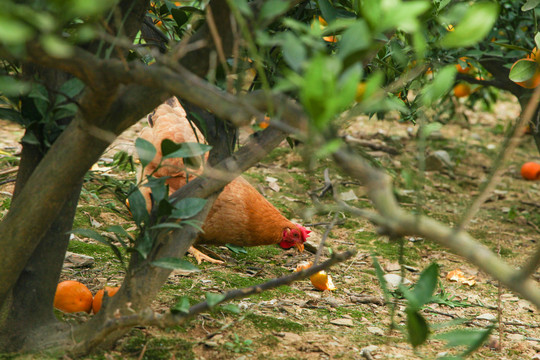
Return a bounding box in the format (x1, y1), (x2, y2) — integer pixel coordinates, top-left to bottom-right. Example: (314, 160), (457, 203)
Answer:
(121, 331), (195, 360)
(245, 313), (304, 332)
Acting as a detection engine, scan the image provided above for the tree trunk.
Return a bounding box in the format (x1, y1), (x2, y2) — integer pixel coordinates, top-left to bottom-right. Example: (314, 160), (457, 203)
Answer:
(0, 136), (83, 353)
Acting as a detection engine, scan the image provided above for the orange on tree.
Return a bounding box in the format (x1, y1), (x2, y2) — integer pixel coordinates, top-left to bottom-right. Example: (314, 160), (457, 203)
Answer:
(92, 286), (120, 314)
(355, 82), (367, 102)
(510, 59), (540, 89)
(455, 57), (472, 74)
(53, 280), (93, 314)
(453, 83), (471, 98)
(521, 162), (540, 180)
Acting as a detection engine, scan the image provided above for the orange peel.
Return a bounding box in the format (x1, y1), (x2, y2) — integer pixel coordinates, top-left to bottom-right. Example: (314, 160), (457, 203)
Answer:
(446, 269), (476, 286)
(310, 270), (336, 291)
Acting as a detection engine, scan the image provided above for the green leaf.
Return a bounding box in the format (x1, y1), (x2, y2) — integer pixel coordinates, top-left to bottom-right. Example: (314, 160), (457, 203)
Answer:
(127, 186), (149, 226)
(135, 138), (157, 170)
(318, 0), (337, 23)
(171, 296), (191, 314)
(411, 263), (439, 307)
(535, 32), (540, 50)
(58, 78), (85, 99)
(144, 176), (168, 206)
(105, 224), (134, 242)
(440, 2), (499, 48)
(282, 32), (306, 72)
(420, 65), (456, 106)
(372, 255), (391, 303)
(71, 228), (125, 265)
(509, 59), (538, 82)
(0, 16), (34, 45)
(259, 0), (289, 21)
(221, 304), (240, 314)
(171, 197), (207, 219)
(0, 108), (24, 124)
(522, 0), (540, 11)
(171, 8), (189, 27)
(162, 140), (211, 160)
(135, 232), (153, 259)
(0, 77), (31, 96)
(226, 244), (248, 254)
(338, 20), (371, 60)
(434, 327), (493, 356)
(41, 34), (74, 58)
(420, 122), (443, 138)
(151, 257), (200, 271)
(205, 292), (226, 307)
(70, 228), (107, 244)
(406, 308), (429, 348)
(232, 0), (252, 17)
(149, 222), (184, 230)
(181, 219), (204, 232)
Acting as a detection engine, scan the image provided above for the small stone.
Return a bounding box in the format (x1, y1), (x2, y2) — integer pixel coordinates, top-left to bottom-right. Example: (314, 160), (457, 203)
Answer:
(508, 334), (525, 341)
(362, 345), (379, 353)
(383, 274), (411, 290)
(425, 150), (453, 171)
(476, 313), (496, 321)
(280, 332), (302, 344)
(330, 318), (354, 327)
(63, 251), (95, 268)
(367, 326), (385, 336)
(340, 190), (358, 201)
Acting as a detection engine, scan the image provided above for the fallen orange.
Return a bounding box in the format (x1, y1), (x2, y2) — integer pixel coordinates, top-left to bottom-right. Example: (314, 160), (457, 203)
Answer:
(310, 271), (336, 291)
(521, 162), (540, 180)
(92, 286), (120, 314)
(54, 280), (93, 313)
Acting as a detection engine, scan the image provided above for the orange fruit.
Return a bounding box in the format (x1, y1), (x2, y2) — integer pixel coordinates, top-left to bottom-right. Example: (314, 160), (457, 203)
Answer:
(453, 83), (471, 98)
(355, 82), (367, 102)
(323, 35), (338, 43)
(318, 16), (328, 26)
(310, 271), (336, 291)
(54, 280), (93, 313)
(92, 286), (120, 314)
(511, 59), (540, 89)
(446, 24), (454, 32)
(455, 57), (471, 74)
(259, 115), (270, 129)
(521, 162), (540, 180)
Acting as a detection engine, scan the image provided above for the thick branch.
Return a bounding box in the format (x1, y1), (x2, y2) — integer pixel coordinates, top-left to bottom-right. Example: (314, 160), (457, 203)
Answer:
(333, 149), (540, 309)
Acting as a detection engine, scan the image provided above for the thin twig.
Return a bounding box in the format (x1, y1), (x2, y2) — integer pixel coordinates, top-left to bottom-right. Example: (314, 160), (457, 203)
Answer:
(314, 212), (339, 265)
(0, 166), (18, 177)
(68, 250), (356, 354)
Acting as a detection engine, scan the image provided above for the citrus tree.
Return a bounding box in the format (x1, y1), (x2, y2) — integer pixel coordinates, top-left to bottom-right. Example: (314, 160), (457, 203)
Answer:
(1, 0), (539, 357)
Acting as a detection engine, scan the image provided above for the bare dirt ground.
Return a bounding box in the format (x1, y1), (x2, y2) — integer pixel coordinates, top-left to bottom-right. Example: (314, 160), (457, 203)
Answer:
(1, 95), (539, 360)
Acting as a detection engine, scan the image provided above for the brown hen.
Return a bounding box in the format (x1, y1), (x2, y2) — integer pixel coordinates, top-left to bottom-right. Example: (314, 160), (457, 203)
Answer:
(136, 98), (309, 263)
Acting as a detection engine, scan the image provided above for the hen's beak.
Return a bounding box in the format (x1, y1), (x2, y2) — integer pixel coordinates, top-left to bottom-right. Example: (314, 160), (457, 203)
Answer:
(295, 242), (304, 252)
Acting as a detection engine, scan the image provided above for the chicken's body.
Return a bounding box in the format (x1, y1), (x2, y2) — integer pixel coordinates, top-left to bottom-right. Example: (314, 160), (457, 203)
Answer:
(136, 98), (309, 263)
(200, 177), (300, 247)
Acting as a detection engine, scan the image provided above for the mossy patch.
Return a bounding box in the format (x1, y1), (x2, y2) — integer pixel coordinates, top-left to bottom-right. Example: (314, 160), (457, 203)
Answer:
(122, 333), (195, 360)
(245, 313), (304, 332)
